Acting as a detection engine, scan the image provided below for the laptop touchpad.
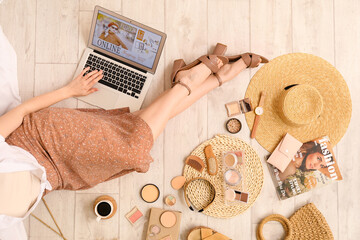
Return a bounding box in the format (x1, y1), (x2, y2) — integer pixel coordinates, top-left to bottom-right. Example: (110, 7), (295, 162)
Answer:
(87, 85), (118, 109)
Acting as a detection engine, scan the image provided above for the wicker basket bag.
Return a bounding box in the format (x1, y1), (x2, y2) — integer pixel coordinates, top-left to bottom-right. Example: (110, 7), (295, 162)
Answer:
(257, 203), (334, 240)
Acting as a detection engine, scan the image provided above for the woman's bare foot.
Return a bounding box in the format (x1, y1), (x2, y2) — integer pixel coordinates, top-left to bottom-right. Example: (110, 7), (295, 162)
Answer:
(216, 57), (263, 85)
(174, 58), (224, 91)
(216, 59), (247, 84)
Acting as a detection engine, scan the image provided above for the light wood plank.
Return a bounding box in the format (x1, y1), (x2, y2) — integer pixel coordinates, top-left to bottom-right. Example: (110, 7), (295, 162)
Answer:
(120, 1), (166, 239)
(334, 0), (360, 239)
(249, 2), (295, 237)
(76, 178), (120, 194)
(206, 0), (252, 239)
(163, 0), (209, 239)
(78, 11), (94, 62)
(30, 191), (75, 239)
(80, 0), (122, 12)
(0, 0), (36, 101)
(1, 0), (360, 238)
(36, 0), (79, 63)
(74, 193), (119, 239)
(292, 1), (339, 239)
(34, 64), (78, 108)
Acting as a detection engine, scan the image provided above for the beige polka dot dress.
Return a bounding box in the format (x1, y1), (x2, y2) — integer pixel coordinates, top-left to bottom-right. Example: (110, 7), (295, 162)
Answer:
(6, 107), (154, 193)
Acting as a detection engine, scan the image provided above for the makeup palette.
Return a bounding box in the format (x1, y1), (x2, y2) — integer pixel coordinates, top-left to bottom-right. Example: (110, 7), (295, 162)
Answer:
(125, 206), (143, 225)
(224, 189), (249, 203)
(141, 184), (160, 203)
(222, 150), (249, 206)
(225, 98), (253, 117)
(145, 208), (182, 240)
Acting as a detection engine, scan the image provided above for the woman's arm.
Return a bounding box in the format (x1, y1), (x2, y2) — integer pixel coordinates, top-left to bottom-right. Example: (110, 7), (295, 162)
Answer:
(0, 67), (103, 138)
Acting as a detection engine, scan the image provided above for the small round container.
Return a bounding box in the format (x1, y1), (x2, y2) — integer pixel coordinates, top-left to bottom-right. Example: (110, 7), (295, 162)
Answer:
(224, 153), (238, 168)
(140, 184), (160, 203)
(224, 169), (242, 186)
(226, 118), (242, 134)
(164, 195), (176, 206)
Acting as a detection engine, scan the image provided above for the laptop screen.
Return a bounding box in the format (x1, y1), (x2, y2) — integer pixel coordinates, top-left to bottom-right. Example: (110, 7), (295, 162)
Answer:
(91, 10), (163, 70)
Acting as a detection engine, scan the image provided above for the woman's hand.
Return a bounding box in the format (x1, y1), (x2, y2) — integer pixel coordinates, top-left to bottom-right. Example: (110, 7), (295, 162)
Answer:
(65, 67), (104, 97)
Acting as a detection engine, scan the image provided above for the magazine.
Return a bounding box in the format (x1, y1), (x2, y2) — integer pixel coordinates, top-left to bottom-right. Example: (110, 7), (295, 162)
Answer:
(269, 136), (343, 200)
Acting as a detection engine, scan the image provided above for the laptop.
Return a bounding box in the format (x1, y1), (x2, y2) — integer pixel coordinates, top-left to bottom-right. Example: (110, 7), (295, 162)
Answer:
(74, 6), (166, 111)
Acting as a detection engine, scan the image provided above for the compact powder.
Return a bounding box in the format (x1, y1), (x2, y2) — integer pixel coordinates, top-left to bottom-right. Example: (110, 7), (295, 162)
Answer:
(224, 153), (238, 168)
(225, 101), (241, 117)
(140, 184), (160, 203)
(226, 118), (242, 134)
(224, 189), (236, 201)
(224, 169), (241, 186)
(160, 211), (177, 228)
(164, 195), (176, 206)
(171, 176), (186, 190)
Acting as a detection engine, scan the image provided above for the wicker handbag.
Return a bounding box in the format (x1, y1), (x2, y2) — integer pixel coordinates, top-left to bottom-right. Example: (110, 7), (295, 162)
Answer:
(257, 203), (334, 240)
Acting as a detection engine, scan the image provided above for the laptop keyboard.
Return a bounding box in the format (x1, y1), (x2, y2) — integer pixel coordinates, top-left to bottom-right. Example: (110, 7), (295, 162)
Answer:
(83, 53), (147, 99)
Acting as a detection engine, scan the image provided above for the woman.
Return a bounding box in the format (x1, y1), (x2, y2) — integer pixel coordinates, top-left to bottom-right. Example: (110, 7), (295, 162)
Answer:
(279, 142), (327, 181)
(0, 27), (266, 238)
(99, 22), (128, 49)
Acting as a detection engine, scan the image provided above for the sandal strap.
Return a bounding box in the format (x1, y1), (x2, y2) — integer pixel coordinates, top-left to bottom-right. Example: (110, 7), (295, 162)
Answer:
(214, 73), (223, 86)
(241, 53), (262, 68)
(198, 55), (221, 73)
(175, 81), (191, 95)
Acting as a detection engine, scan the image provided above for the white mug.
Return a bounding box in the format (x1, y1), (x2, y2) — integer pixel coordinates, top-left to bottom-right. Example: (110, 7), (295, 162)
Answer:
(94, 200), (114, 222)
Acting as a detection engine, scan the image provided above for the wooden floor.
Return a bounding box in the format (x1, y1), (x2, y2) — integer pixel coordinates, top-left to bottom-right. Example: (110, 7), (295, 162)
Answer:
(1, 0), (359, 239)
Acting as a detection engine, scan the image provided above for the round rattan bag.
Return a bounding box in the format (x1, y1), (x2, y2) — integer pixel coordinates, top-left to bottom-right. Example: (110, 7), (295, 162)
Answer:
(182, 135), (264, 218)
(257, 203), (334, 240)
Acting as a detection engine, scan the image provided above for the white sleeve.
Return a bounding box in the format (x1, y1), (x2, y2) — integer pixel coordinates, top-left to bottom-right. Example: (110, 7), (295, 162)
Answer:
(0, 222), (27, 240)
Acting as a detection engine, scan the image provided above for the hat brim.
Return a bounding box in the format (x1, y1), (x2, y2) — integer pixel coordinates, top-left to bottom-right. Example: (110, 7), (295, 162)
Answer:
(245, 53), (352, 152)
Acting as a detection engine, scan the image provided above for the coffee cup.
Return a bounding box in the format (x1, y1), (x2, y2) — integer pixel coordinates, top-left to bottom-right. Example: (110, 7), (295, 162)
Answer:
(93, 195), (117, 222)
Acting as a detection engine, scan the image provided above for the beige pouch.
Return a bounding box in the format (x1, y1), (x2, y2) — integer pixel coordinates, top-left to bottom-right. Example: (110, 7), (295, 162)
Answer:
(267, 133), (302, 172)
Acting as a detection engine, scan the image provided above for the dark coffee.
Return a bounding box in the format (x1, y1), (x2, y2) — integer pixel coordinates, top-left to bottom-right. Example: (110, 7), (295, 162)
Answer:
(96, 202), (112, 216)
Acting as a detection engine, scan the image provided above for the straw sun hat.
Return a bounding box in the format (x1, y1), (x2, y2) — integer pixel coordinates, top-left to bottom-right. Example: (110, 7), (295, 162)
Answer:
(245, 53), (352, 152)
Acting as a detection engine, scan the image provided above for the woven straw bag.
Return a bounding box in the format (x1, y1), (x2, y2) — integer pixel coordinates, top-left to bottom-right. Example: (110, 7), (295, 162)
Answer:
(257, 203), (334, 240)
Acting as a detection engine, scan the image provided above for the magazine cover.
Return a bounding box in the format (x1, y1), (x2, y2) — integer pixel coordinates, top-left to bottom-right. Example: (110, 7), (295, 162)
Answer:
(269, 136), (343, 200)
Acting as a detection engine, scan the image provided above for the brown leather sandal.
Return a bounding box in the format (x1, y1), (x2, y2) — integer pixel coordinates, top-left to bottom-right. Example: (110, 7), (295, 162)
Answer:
(227, 52), (269, 68)
(213, 52), (269, 87)
(171, 43), (228, 95)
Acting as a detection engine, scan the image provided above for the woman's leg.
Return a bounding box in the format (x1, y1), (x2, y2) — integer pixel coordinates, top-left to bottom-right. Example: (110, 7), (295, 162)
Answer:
(168, 59), (247, 118)
(137, 58), (248, 139)
(137, 61), (221, 139)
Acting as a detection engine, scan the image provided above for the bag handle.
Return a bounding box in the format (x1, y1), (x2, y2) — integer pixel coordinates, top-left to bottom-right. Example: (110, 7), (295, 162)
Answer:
(256, 214), (293, 240)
